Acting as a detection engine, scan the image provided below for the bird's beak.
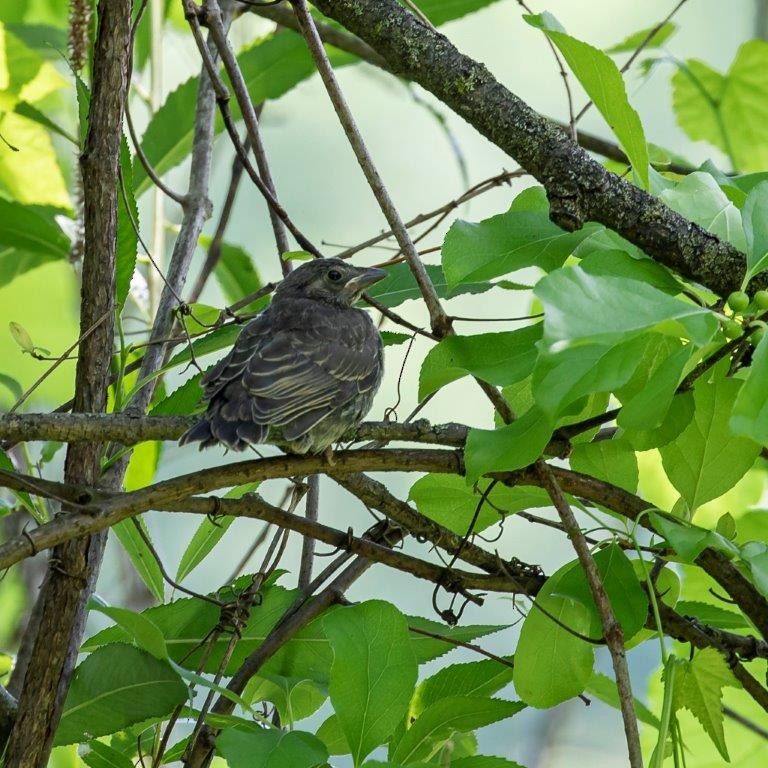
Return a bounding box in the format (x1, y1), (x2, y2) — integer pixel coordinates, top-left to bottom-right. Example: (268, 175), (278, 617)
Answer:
(343, 267), (388, 298)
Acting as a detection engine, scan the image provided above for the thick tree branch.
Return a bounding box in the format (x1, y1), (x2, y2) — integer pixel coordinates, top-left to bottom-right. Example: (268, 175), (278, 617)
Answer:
(310, 0), (760, 296)
(3, 1), (133, 764)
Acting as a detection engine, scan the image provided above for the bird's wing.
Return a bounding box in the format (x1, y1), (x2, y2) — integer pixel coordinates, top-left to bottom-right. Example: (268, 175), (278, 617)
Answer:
(240, 313), (381, 436)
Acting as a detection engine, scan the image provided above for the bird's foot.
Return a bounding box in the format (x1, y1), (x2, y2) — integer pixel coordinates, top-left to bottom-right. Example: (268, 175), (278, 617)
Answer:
(323, 445), (336, 466)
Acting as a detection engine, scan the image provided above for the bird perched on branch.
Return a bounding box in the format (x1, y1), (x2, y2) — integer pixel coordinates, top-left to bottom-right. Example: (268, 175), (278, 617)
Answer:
(180, 258), (386, 457)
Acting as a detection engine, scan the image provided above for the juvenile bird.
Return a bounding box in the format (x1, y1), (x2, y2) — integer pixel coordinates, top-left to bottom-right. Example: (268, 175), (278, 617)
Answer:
(180, 258), (386, 455)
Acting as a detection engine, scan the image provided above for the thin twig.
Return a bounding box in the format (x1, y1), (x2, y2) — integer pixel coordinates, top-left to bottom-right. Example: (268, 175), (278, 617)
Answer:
(298, 475), (320, 589)
(290, 0), (451, 336)
(536, 460), (642, 768)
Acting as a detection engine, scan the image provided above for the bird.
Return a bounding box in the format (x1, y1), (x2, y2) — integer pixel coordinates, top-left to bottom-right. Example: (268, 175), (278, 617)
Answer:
(179, 258), (387, 457)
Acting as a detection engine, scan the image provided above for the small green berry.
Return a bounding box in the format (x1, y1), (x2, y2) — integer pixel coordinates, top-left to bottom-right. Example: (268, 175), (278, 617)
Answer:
(722, 318), (743, 339)
(755, 290), (768, 310)
(727, 290), (750, 313)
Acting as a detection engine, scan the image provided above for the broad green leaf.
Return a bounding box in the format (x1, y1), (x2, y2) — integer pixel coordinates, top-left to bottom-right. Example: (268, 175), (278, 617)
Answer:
(585, 672), (660, 727)
(418, 325), (541, 399)
(364, 262), (492, 309)
(0, 110), (69, 206)
(731, 331), (768, 444)
(89, 603), (167, 660)
(606, 21), (676, 54)
(533, 334), (651, 417)
(742, 180), (768, 283)
(0, 198), (69, 259)
(670, 648), (740, 759)
(207, 240), (265, 311)
(13, 100), (77, 143)
(175, 482), (258, 582)
(217, 726), (328, 768)
(660, 376), (761, 510)
(659, 172), (746, 252)
(165, 324), (241, 369)
(82, 741), (134, 768)
(390, 697), (523, 765)
(406, 617), (506, 666)
(410, 658), (515, 720)
(525, 14), (649, 189)
(553, 545), (648, 639)
(380, 331), (411, 346)
(674, 601), (750, 630)
(672, 41), (768, 172)
(442, 209), (597, 288)
(112, 518), (165, 602)
(245, 674), (326, 725)
(55, 644), (187, 746)
(535, 266), (718, 349)
(618, 344), (692, 432)
(417, 0), (502, 25)
(513, 588), (594, 707)
(148, 372), (203, 416)
(450, 759), (526, 768)
(579, 249), (682, 295)
(649, 513), (739, 563)
(324, 601), (417, 765)
(464, 406), (554, 481)
(624, 390), (695, 451)
(116, 136), (138, 308)
(0, 446), (36, 516)
(317, 714), (349, 755)
(409, 475), (550, 534)
(570, 438), (638, 493)
(124, 440), (160, 490)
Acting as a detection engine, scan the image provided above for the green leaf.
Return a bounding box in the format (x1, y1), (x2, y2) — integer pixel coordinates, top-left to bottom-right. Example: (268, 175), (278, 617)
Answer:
(570, 439), (638, 493)
(89, 603), (168, 660)
(450, 759), (526, 768)
(418, 325), (541, 399)
(410, 657), (515, 720)
(624, 391), (695, 451)
(0, 446), (36, 517)
(672, 41), (768, 172)
(617, 344), (692, 432)
(674, 601), (750, 630)
(525, 14), (649, 189)
(649, 513), (738, 563)
(116, 136), (138, 309)
(409, 475), (550, 535)
(532, 334), (651, 418)
(217, 726), (328, 768)
(535, 266), (718, 349)
(464, 406), (554, 481)
(606, 21), (676, 54)
(324, 601), (417, 765)
(317, 714), (349, 755)
(0, 198), (69, 260)
(380, 331), (411, 346)
(442, 208), (598, 288)
(731, 331), (768, 444)
(416, 0), (502, 26)
(670, 648), (740, 760)
(742, 180), (768, 283)
(245, 674), (326, 725)
(513, 589), (593, 708)
(553, 545), (649, 639)
(579, 248), (682, 295)
(165, 324), (241, 370)
(148, 372), (203, 417)
(54, 644), (187, 746)
(660, 376), (761, 510)
(659, 172), (746, 252)
(365, 262), (492, 309)
(208, 241), (265, 310)
(13, 100), (77, 144)
(390, 697), (523, 765)
(82, 741), (135, 768)
(112, 519), (165, 602)
(406, 617), (506, 666)
(175, 482), (258, 582)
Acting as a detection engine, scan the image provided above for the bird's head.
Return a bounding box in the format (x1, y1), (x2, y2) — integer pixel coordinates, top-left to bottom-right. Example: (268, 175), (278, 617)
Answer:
(273, 258), (387, 308)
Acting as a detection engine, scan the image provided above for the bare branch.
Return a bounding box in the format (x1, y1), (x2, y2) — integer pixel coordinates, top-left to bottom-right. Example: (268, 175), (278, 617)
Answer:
(536, 461), (642, 768)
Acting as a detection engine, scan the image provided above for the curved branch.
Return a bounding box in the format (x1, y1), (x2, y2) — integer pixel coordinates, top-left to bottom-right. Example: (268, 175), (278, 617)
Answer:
(310, 0), (760, 296)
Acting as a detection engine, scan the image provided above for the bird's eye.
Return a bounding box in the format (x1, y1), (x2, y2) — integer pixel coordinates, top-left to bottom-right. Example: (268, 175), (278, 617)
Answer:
(327, 269), (343, 282)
